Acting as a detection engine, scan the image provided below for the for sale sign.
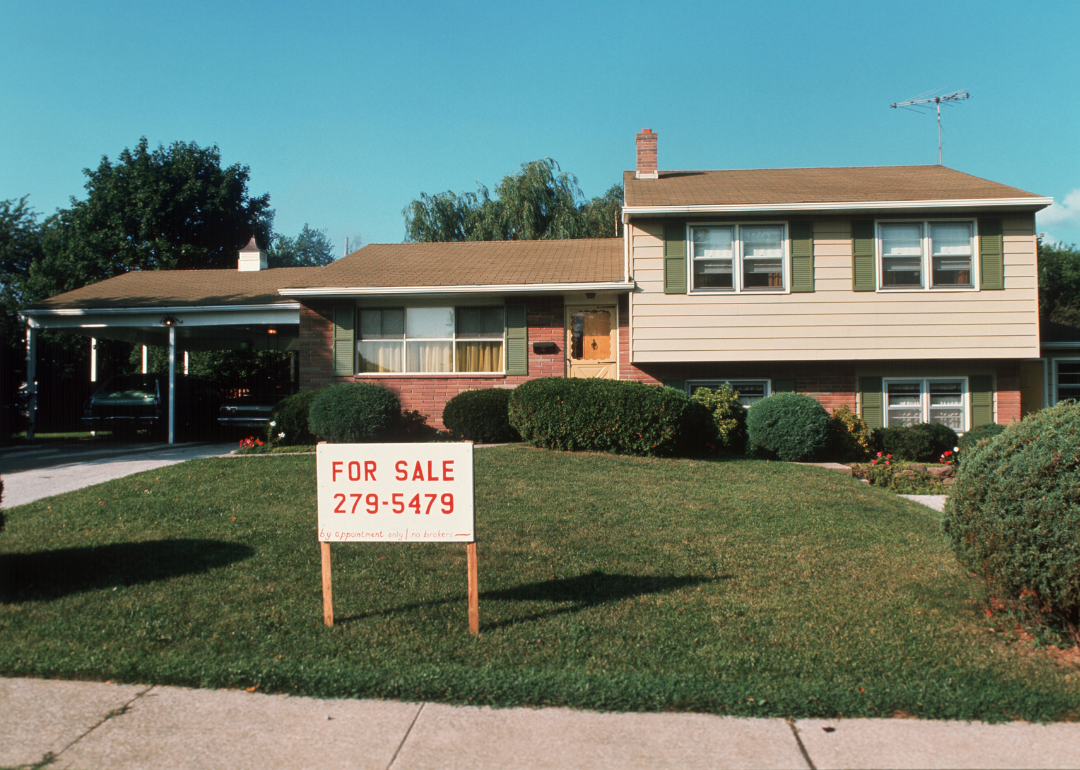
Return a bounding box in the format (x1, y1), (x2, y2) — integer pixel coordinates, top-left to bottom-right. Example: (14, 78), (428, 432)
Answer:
(316, 443), (475, 543)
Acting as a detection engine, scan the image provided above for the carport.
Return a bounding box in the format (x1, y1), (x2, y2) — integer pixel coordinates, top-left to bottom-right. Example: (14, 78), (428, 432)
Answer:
(19, 241), (319, 443)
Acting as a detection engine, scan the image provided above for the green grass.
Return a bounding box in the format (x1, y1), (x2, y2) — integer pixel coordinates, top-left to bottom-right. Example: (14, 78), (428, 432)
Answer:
(2, 447), (1078, 721)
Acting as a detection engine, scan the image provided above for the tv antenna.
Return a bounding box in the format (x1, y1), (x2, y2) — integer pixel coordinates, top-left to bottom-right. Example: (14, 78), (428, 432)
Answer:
(891, 88), (970, 165)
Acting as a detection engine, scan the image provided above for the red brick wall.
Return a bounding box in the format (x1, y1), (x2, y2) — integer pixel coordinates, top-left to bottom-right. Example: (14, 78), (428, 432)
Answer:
(996, 363), (1022, 424)
(299, 297), (565, 430)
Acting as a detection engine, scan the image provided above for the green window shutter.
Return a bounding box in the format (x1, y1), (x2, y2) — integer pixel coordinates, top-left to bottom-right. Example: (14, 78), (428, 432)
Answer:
(979, 218), (1004, 291)
(969, 375), (994, 427)
(505, 304), (528, 376)
(860, 376), (883, 429)
(332, 306), (355, 376)
(772, 377), (796, 394)
(789, 221), (814, 293)
(663, 223), (687, 294)
(852, 220), (876, 292)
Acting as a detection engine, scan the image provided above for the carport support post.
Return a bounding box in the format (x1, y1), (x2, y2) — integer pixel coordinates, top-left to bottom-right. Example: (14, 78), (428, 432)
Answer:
(168, 326), (176, 445)
(26, 326), (37, 442)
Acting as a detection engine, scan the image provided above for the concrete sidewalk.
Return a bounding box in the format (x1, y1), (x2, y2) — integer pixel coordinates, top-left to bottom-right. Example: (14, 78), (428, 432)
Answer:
(2, 678), (1077, 770)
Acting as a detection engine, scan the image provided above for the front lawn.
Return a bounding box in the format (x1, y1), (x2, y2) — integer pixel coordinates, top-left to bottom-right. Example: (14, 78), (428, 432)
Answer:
(1, 448), (1077, 721)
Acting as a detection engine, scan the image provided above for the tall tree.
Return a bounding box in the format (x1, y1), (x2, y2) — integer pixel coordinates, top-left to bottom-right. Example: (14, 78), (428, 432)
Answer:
(1038, 237), (1080, 325)
(403, 158), (622, 242)
(30, 137), (273, 298)
(0, 197), (42, 349)
(266, 223), (337, 267)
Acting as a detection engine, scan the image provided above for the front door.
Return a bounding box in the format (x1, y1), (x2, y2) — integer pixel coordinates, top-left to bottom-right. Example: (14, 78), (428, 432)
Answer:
(566, 306), (617, 379)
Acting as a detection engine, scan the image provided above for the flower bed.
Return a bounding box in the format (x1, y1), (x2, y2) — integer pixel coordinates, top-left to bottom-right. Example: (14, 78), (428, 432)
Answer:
(850, 458), (955, 495)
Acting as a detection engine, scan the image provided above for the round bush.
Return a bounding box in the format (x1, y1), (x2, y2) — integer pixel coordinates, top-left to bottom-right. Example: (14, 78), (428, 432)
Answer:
(267, 389), (322, 446)
(508, 377), (689, 456)
(442, 388), (518, 444)
(308, 383), (400, 443)
(944, 402), (1080, 630)
(745, 392), (832, 462)
(870, 422), (959, 462)
(957, 422), (1008, 455)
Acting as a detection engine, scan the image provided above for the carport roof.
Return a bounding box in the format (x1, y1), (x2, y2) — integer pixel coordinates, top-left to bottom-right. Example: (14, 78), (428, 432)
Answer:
(24, 266), (321, 311)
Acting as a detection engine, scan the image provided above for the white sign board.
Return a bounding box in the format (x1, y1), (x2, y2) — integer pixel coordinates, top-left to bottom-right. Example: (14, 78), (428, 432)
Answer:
(316, 443), (474, 543)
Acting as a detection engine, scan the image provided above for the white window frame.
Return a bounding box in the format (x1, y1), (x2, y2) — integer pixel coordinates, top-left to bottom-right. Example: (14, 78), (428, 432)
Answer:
(883, 377), (969, 432)
(876, 219), (979, 292)
(1052, 357), (1080, 404)
(686, 379), (771, 407)
(688, 222), (789, 294)
(356, 306), (507, 376)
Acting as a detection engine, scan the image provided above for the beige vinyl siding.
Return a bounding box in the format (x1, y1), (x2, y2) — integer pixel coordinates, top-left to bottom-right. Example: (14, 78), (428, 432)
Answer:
(629, 216), (1039, 363)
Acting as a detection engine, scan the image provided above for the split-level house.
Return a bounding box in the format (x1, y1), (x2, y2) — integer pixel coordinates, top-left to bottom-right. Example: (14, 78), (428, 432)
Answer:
(22, 130), (1053, 438)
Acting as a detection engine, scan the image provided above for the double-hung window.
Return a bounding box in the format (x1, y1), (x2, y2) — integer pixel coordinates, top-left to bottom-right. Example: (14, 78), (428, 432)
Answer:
(884, 378), (967, 431)
(691, 224), (786, 292)
(358, 306), (504, 374)
(878, 221), (975, 290)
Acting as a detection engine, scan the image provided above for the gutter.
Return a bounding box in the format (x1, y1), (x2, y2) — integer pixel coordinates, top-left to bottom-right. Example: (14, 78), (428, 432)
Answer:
(21, 303), (302, 318)
(621, 197), (1054, 216)
(278, 282), (636, 298)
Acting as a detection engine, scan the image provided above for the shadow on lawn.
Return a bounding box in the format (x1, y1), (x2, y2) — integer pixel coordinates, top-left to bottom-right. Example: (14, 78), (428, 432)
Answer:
(0, 539), (254, 602)
(338, 570), (723, 628)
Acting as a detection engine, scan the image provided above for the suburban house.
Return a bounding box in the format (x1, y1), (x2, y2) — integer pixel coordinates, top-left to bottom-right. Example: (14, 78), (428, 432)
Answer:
(21, 130), (1054, 439)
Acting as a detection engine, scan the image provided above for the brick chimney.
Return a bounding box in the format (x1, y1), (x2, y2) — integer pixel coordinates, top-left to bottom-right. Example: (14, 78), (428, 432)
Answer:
(636, 128), (658, 180)
(238, 235), (267, 272)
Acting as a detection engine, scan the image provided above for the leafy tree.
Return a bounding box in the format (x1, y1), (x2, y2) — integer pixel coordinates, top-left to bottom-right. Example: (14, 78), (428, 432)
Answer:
(403, 158), (622, 242)
(1038, 237), (1080, 326)
(0, 197), (42, 350)
(29, 137), (273, 298)
(267, 223), (337, 268)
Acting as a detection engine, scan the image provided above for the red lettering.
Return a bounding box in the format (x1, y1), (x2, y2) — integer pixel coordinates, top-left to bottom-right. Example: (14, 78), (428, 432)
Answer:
(332, 461), (343, 482)
(442, 460), (454, 481)
(395, 460), (408, 481)
(412, 461), (424, 481)
(348, 461), (361, 481)
(365, 460), (377, 481)
(426, 460), (439, 481)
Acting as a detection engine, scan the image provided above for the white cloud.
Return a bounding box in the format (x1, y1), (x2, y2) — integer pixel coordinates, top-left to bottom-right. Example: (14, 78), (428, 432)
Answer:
(1038, 189), (1080, 228)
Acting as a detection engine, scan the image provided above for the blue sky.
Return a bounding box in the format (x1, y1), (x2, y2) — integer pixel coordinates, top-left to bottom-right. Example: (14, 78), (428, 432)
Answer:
(2, 0), (1078, 253)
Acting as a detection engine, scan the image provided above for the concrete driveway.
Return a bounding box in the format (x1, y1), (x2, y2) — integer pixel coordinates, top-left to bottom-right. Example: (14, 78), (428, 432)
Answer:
(0, 439), (237, 508)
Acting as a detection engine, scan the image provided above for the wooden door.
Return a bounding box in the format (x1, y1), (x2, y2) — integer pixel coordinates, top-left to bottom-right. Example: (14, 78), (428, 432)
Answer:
(566, 306), (617, 379)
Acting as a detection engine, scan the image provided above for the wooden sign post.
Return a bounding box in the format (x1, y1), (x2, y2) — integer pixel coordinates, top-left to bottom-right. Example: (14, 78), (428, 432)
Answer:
(316, 443), (478, 634)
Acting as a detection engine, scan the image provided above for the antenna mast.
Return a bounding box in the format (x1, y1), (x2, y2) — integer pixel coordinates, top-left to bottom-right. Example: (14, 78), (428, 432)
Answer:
(891, 89), (970, 165)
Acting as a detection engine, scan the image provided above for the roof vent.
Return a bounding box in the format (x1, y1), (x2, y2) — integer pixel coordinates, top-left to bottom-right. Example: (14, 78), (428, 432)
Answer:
(238, 236), (267, 272)
(636, 128), (658, 180)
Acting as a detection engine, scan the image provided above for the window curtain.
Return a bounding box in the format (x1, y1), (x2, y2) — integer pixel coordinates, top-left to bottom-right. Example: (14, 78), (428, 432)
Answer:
(457, 342), (502, 372)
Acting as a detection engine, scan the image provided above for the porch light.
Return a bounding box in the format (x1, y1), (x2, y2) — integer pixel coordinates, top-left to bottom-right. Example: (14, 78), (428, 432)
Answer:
(160, 316), (182, 327)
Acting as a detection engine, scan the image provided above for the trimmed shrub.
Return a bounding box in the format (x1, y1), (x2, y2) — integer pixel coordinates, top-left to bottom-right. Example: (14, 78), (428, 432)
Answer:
(442, 388), (518, 444)
(944, 402), (1080, 638)
(266, 389), (322, 446)
(957, 422), (1008, 455)
(308, 383), (400, 444)
(689, 384), (747, 455)
(830, 404), (870, 462)
(869, 422), (959, 463)
(745, 392), (832, 462)
(508, 377), (689, 456)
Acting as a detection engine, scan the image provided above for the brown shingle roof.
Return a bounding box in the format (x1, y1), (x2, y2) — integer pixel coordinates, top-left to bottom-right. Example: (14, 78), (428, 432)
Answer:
(24, 239), (626, 311)
(288, 239), (625, 289)
(623, 165), (1046, 208)
(25, 266), (322, 311)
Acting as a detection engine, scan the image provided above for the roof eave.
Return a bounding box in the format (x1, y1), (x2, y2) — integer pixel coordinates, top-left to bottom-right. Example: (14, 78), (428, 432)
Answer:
(621, 197), (1054, 216)
(279, 282), (636, 298)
